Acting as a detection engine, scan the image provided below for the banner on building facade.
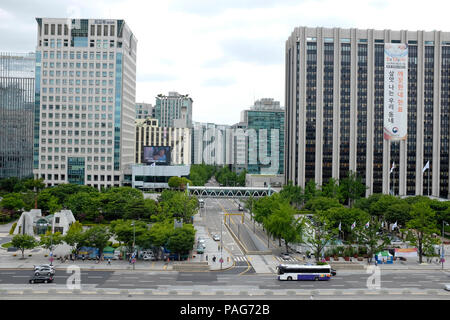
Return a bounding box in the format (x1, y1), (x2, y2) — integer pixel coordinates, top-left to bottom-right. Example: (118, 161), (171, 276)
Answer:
(384, 43), (408, 141)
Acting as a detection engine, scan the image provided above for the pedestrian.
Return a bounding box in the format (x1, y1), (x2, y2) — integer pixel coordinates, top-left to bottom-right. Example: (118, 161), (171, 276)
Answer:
(108, 258), (111, 265)
(206, 255), (208, 261)
(375, 259), (378, 266)
(212, 256), (216, 263)
(82, 255), (85, 262)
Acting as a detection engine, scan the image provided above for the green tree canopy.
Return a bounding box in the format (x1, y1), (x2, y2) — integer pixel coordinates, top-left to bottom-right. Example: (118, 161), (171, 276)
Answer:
(167, 224), (196, 260)
(11, 234), (38, 258)
(404, 201), (440, 263)
(63, 221), (85, 253)
(40, 231), (64, 252)
(82, 225), (111, 256)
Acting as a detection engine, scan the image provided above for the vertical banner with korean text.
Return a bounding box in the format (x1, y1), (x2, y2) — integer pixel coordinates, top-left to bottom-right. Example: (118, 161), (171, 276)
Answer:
(384, 43), (408, 140)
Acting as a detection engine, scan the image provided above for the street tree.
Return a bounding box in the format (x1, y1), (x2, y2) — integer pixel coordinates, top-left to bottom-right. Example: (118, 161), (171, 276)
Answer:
(11, 234), (38, 258)
(166, 224), (196, 261)
(354, 218), (391, 263)
(0, 193), (25, 212)
(303, 212), (338, 262)
(403, 201), (440, 263)
(82, 225), (111, 257)
(279, 181), (304, 208)
(321, 178), (342, 201)
(40, 231), (64, 252)
(338, 171), (367, 207)
(264, 201), (304, 252)
(109, 219), (148, 252)
(147, 221), (174, 247)
(63, 221), (85, 253)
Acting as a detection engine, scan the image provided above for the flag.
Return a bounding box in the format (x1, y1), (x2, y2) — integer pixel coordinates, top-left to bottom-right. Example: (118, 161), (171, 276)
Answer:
(351, 221), (356, 230)
(390, 162), (395, 174)
(338, 222), (341, 231)
(391, 221), (398, 230)
(365, 221), (370, 229)
(422, 161), (430, 173)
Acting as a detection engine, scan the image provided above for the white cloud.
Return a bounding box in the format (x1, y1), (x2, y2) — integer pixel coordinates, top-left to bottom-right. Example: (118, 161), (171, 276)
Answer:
(2, 0), (450, 124)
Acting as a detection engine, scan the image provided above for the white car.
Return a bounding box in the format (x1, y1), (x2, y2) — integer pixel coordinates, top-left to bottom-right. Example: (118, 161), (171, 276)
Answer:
(213, 234), (220, 241)
(143, 253), (156, 261)
(34, 264), (55, 271)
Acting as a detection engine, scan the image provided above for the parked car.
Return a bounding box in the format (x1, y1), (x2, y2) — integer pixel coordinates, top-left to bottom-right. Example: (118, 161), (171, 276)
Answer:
(34, 267), (55, 276)
(213, 234), (220, 241)
(280, 252), (291, 260)
(29, 274), (53, 284)
(143, 252), (156, 261)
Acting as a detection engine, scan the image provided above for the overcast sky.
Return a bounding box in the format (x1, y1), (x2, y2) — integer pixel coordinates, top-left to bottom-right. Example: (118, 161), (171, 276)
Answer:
(1, 0), (449, 125)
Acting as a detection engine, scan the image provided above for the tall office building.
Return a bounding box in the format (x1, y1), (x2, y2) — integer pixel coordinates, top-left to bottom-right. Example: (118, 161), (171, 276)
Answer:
(241, 98), (284, 175)
(135, 102), (152, 119)
(154, 92), (192, 128)
(34, 18), (137, 189)
(285, 26), (450, 198)
(0, 53), (35, 178)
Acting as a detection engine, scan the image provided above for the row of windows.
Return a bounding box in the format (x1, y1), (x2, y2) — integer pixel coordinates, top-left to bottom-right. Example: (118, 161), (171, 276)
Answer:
(42, 79), (114, 87)
(42, 51), (114, 60)
(41, 70), (115, 78)
(42, 62), (114, 69)
(42, 88), (114, 95)
(41, 95), (114, 103)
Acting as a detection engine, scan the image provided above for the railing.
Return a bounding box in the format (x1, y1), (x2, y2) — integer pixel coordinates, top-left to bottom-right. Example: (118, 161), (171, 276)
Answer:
(187, 186), (275, 198)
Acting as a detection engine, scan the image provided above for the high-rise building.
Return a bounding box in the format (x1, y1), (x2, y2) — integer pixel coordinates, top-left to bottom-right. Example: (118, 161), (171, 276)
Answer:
(241, 98), (284, 175)
(154, 92), (192, 128)
(285, 26), (450, 198)
(34, 18), (137, 189)
(0, 52), (35, 179)
(135, 118), (191, 165)
(135, 102), (152, 119)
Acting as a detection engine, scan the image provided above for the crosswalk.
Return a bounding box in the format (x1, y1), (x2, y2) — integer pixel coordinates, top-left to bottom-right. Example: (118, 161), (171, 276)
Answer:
(234, 255), (300, 263)
(234, 256), (248, 262)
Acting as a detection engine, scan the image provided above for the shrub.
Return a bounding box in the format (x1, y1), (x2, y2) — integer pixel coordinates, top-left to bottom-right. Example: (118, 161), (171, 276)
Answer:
(9, 222), (17, 235)
(316, 262), (328, 265)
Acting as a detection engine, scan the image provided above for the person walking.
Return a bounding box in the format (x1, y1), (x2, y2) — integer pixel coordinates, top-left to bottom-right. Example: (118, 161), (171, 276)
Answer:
(108, 258), (111, 265)
(212, 256), (216, 263)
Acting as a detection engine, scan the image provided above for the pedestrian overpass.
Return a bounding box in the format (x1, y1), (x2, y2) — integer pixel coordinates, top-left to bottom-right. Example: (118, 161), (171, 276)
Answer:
(187, 186), (275, 198)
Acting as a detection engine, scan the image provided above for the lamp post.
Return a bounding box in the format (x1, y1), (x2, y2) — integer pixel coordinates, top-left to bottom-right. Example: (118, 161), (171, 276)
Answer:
(132, 221), (135, 270)
(220, 213), (223, 270)
(442, 220), (448, 270)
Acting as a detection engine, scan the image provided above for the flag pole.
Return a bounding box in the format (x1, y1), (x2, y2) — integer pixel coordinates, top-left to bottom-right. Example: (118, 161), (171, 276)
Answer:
(428, 166), (430, 197)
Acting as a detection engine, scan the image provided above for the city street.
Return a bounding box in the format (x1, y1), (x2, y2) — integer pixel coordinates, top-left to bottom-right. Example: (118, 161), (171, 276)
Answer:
(0, 269), (449, 299)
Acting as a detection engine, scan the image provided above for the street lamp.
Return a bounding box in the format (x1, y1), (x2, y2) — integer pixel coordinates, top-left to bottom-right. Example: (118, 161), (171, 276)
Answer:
(131, 221), (136, 270)
(220, 212), (223, 270)
(442, 220), (448, 270)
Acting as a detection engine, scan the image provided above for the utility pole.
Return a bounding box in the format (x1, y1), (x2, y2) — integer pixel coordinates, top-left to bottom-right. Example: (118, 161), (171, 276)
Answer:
(132, 221), (135, 270)
(442, 221), (448, 270)
(220, 213), (223, 270)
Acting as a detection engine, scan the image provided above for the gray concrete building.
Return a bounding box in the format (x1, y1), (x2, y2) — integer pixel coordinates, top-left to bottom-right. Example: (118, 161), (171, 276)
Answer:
(285, 27), (450, 198)
(135, 102), (152, 119)
(154, 92), (192, 128)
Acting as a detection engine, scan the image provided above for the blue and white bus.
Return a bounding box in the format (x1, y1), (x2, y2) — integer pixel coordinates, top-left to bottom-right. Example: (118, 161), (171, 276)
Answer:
(276, 264), (332, 281)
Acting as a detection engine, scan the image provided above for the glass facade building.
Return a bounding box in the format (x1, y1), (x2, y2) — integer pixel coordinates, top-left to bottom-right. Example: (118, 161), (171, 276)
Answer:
(242, 98), (285, 175)
(285, 27), (450, 198)
(0, 53), (35, 178)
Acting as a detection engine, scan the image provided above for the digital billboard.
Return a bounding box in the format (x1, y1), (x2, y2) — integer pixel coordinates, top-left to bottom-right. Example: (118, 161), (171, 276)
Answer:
(143, 146), (171, 165)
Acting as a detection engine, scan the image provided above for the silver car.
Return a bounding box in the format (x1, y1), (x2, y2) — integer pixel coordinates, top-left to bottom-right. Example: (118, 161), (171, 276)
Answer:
(213, 234), (220, 241)
(34, 267), (55, 276)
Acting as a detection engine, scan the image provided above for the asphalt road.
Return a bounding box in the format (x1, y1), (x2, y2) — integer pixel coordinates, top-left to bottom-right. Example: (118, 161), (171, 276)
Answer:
(1, 269), (449, 291)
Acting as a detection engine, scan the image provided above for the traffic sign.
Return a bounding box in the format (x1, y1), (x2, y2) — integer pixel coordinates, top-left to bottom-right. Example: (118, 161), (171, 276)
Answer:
(219, 258), (223, 263)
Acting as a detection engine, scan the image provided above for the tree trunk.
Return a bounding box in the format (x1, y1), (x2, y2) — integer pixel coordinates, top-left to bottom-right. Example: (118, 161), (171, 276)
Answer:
(21, 249), (25, 258)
